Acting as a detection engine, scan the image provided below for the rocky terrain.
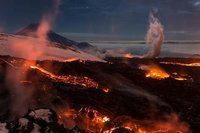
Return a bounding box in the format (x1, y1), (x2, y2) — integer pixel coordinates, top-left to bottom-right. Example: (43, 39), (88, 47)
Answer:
(0, 56), (199, 132)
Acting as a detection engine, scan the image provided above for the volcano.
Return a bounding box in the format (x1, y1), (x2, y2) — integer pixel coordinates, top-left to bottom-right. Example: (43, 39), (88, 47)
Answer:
(0, 32), (104, 62)
(16, 23), (95, 50)
(0, 55), (199, 132)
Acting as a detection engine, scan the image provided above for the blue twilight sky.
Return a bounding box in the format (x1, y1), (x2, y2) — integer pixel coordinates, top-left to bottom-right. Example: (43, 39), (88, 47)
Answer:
(1, 0), (200, 41)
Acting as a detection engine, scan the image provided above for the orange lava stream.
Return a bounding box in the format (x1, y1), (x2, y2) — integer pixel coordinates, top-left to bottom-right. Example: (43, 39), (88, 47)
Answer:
(160, 62), (200, 67)
(103, 87), (110, 93)
(30, 65), (98, 88)
(140, 65), (190, 81)
(145, 67), (170, 80)
(146, 70), (170, 80)
(64, 58), (78, 62)
(57, 107), (187, 133)
(57, 107), (111, 132)
(123, 53), (134, 58)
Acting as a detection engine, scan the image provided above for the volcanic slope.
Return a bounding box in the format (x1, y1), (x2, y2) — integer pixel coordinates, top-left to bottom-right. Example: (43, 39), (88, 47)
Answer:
(0, 33), (103, 62)
(0, 56), (199, 132)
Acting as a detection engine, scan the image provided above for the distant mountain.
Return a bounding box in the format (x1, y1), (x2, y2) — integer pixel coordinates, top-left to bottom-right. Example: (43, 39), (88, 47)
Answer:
(0, 33), (104, 62)
(16, 23), (94, 49)
(190, 54), (200, 58)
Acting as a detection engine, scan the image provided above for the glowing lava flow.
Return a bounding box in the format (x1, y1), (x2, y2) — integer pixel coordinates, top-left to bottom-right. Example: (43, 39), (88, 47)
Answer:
(30, 65), (98, 88)
(160, 62), (200, 67)
(64, 58), (78, 62)
(140, 65), (170, 80)
(139, 65), (191, 81)
(171, 73), (188, 81)
(123, 53), (134, 58)
(57, 107), (111, 132)
(56, 106), (189, 133)
(146, 69), (170, 80)
(103, 87), (110, 93)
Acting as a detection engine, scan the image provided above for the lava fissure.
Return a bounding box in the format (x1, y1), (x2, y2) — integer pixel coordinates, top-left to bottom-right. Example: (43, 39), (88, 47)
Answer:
(30, 65), (99, 89)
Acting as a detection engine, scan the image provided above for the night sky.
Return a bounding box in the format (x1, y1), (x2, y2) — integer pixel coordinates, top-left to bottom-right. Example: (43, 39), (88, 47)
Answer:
(1, 0), (200, 40)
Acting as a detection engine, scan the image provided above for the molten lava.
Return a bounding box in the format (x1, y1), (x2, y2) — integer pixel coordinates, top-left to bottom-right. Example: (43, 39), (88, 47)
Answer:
(171, 73), (188, 81)
(144, 65), (170, 80)
(77, 107), (110, 132)
(30, 65), (98, 88)
(64, 58), (78, 62)
(57, 107), (111, 132)
(160, 61), (200, 67)
(146, 70), (170, 80)
(140, 64), (191, 81)
(123, 53), (134, 58)
(56, 107), (188, 133)
(103, 87), (110, 93)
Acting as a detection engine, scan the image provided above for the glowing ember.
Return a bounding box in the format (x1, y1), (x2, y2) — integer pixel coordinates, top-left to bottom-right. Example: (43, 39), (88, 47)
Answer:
(171, 72), (190, 81)
(123, 53), (134, 58)
(30, 65), (98, 88)
(146, 70), (170, 79)
(57, 107), (110, 132)
(160, 61), (200, 67)
(64, 58), (78, 62)
(140, 65), (191, 81)
(20, 80), (32, 84)
(56, 107), (189, 133)
(144, 66), (170, 80)
(103, 87), (110, 93)
(102, 116), (110, 123)
(174, 77), (187, 81)
(82, 107), (110, 124)
(63, 110), (76, 118)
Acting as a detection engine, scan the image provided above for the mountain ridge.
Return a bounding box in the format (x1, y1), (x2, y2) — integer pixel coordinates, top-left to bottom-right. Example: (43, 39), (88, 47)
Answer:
(16, 23), (95, 49)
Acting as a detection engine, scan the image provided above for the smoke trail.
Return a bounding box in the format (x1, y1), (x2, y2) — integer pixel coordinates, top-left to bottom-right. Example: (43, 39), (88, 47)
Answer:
(103, 12), (164, 59)
(5, 0), (62, 117)
(37, 0), (61, 40)
(142, 12), (164, 58)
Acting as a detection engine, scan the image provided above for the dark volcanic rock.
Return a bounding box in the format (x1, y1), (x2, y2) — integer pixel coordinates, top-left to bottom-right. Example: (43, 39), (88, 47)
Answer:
(77, 42), (94, 49)
(0, 108), (86, 133)
(0, 56), (199, 132)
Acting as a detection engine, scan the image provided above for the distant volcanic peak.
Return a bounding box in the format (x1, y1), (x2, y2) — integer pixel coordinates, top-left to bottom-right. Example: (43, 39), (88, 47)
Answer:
(78, 42), (94, 49)
(16, 23), (79, 47)
(16, 23), (42, 37)
(16, 23), (100, 58)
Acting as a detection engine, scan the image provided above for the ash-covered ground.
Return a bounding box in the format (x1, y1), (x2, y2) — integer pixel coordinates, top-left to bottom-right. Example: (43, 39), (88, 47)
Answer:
(0, 55), (199, 133)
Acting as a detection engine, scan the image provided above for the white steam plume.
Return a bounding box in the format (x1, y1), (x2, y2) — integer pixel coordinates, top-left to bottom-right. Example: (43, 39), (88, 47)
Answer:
(5, 0), (62, 117)
(37, 0), (61, 40)
(142, 12), (164, 58)
(103, 12), (164, 59)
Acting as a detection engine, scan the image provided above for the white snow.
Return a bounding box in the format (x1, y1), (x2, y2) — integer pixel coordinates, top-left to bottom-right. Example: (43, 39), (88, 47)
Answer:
(0, 123), (9, 133)
(18, 118), (41, 133)
(31, 123), (40, 133)
(29, 109), (52, 123)
(19, 118), (29, 130)
(0, 33), (105, 62)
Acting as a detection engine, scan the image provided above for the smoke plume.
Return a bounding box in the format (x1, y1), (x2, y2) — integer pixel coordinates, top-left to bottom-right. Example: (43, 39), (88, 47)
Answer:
(37, 0), (61, 40)
(142, 12), (164, 58)
(5, 0), (62, 117)
(103, 12), (164, 59)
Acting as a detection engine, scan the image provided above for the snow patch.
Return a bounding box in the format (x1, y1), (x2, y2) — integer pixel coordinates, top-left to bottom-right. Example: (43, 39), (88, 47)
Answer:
(0, 123), (9, 133)
(0, 33), (105, 62)
(29, 109), (52, 123)
(31, 123), (40, 133)
(19, 118), (29, 129)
